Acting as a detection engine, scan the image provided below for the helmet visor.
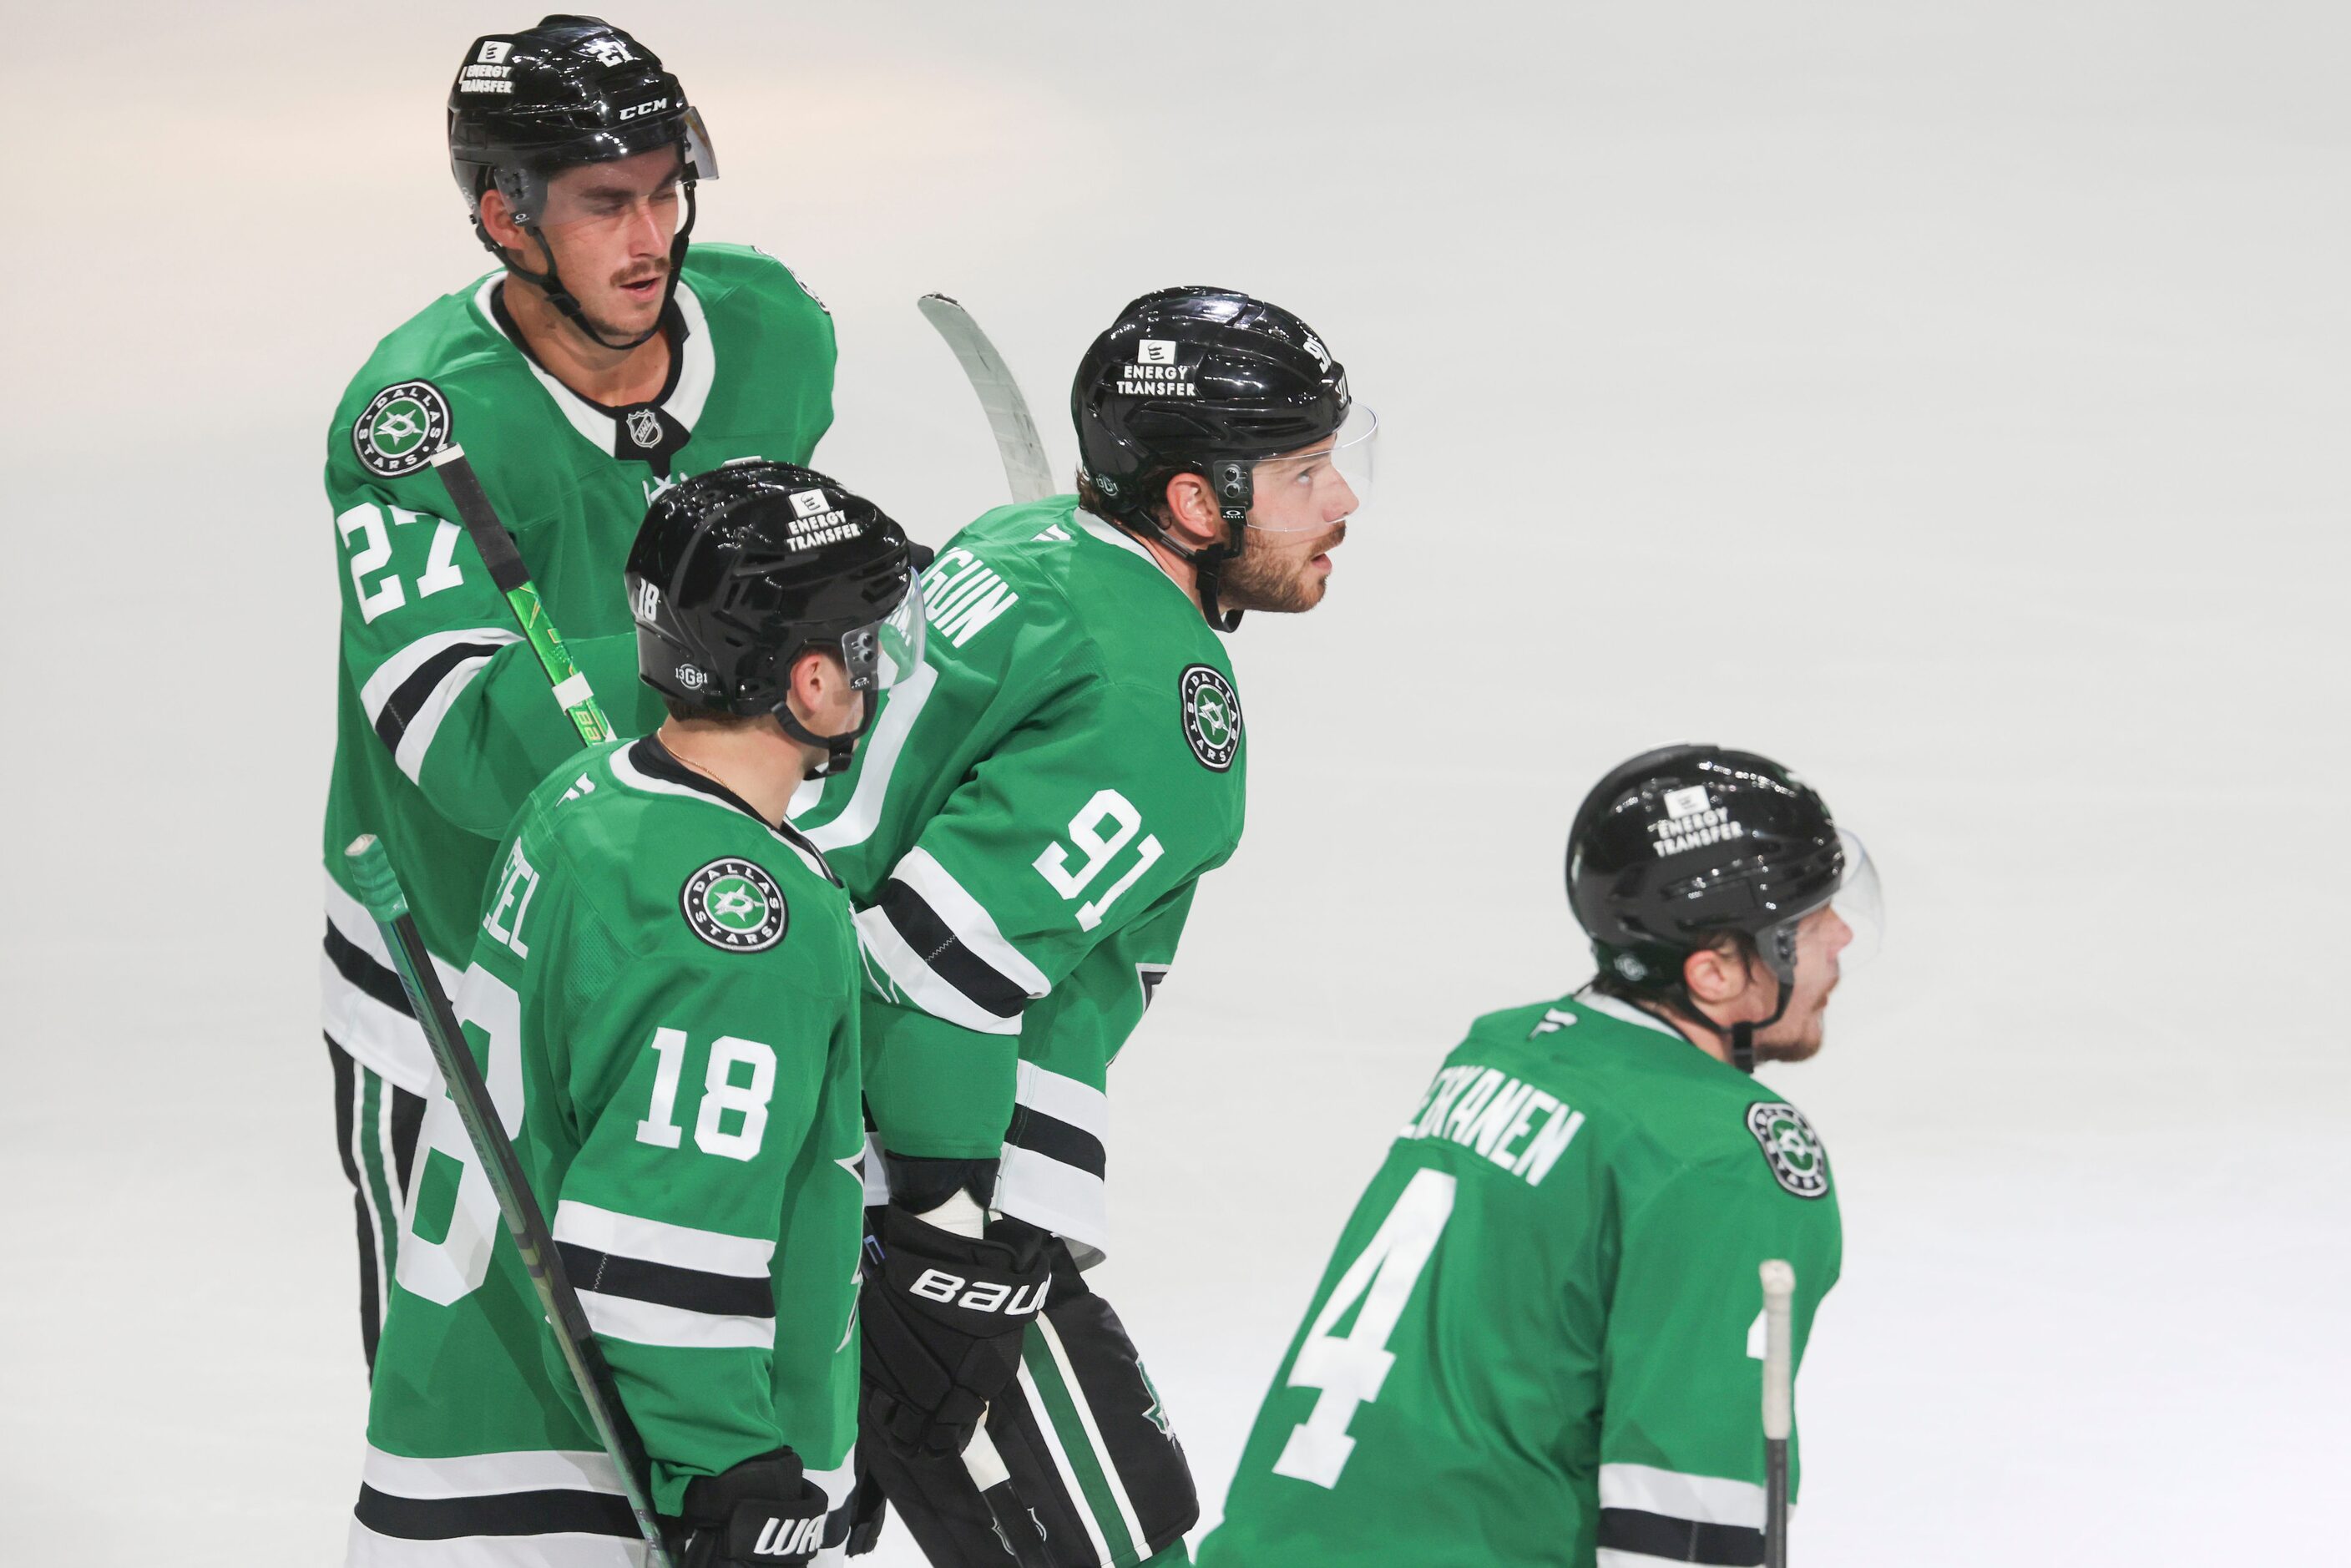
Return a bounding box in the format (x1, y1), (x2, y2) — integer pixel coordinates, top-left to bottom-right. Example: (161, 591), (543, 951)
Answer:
(1828, 828), (1883, 970)
(837, 573), (926, 696)
(1754, 827), (1883, 984)
(1245, 402), (1378, 534)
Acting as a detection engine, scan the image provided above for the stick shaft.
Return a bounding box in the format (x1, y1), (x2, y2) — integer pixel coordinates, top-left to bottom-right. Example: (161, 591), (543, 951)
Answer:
(346, 834), (673, 1568)
(918, 294), (1054, 505)
(1759, 1259), (1797, 1568)
(431, 446), (615, 746)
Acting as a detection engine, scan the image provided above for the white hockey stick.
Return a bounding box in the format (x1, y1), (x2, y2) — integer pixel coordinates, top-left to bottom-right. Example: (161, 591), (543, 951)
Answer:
(918, 293), (1054, 504)
(1759, 1259), (1797, 1568)
(909, 291), (1054, 1565)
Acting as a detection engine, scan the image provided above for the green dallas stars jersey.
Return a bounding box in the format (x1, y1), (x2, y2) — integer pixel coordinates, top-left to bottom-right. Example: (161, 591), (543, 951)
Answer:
(352, 737), (867, 1566)
(323, 244), (835, 1096)
(788, 497), (1246, 1257)
(1199, 992), (1842, 1568)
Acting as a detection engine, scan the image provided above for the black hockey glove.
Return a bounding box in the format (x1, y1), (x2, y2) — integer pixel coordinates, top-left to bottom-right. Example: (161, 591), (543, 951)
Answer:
(859, 1201), (1052, 1461)
(675, 1449), (829, 1568)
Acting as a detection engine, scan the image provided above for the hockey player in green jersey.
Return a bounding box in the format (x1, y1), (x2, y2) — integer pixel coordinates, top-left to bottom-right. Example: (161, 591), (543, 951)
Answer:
(1200, 746), (1883, 1568)
(787, 287), (1377, 1566)
(321, 16), (837, 1370)
(351, 463), (923, 1567)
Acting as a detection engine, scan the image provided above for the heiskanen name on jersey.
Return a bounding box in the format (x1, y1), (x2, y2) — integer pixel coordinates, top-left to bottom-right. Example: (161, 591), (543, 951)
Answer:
(1201, 746), (1878, 1568)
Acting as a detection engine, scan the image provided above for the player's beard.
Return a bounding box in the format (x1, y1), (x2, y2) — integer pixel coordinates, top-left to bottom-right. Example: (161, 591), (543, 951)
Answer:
(581, 260), (670, 345)
(1218, 520), (1347, 615)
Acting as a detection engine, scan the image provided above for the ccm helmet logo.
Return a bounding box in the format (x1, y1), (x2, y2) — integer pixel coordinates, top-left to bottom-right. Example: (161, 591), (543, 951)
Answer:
(618, 97), (670, 120)
(908, 1268), (1049, 1315)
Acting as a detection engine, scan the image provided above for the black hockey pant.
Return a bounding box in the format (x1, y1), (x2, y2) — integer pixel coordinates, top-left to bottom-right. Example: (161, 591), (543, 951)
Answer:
(862, 1248), (1197, 1566)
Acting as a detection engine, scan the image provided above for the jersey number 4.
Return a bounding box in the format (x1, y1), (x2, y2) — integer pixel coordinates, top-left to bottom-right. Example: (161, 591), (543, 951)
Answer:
(1272, 1167), (1457, 1489)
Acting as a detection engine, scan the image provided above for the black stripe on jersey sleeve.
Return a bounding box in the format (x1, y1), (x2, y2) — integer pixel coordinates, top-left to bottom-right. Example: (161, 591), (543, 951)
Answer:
(355, 1484), (638, 1541)
(1595, 1507), (1765, 1566)
(557, 1241), (776, 1319)
(325, 922), (414, 1019)
(875, 878), (1029, 1020)
(372, 640), (508, 752)
(1007, 1108), (1106, 1178)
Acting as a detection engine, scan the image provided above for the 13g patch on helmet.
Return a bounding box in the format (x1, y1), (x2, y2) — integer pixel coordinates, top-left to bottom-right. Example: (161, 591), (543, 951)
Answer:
(354, 381), (453, 478)
(1746, 1101), (1831, 1199)
(681, 857), (787, 953)
(1179, 665), (1241, 771)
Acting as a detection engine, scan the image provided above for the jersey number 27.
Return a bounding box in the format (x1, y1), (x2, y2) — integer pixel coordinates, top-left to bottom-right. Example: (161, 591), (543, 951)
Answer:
(1272, 1167), (1457, 1489)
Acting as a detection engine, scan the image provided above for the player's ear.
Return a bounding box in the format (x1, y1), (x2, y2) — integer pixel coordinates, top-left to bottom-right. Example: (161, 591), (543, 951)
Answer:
(478, 185), (523, 251)
(1160, 473), (1225, 550)
(1682, 941), (1746, 1007)
(786, 645), (853, 726)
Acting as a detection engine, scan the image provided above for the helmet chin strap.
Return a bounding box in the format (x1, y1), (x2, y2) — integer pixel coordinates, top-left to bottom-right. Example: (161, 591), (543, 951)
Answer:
(488, 179), (699, 354)
(1714, 976), (1792, 1075)
(776, 701), (869, 781)
(1109, 460), (1251, 631)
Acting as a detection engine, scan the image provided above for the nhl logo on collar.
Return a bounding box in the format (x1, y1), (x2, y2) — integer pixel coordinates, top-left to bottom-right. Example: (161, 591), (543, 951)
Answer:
(1178, 665), (1241, 771)
(681, 857), (787, 953)
(354, 380), (453, 477)
(626, 407), (663, 448)
(1746, 1100), (1831, 1199)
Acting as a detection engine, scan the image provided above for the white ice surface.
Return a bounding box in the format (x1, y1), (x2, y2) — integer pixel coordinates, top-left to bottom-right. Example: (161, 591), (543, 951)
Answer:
(4, 4), (2347, 1563)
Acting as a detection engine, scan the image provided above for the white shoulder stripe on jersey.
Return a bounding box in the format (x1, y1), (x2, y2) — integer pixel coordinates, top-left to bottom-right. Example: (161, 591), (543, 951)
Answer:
(796, 660), (938, 850)
(667, 277), (716, 428)
(391, 656), (496, 785)
(892, 847), (1052, 997)
(357, 627), (520, 730)
(552, 1200), (774, 1278)
(1576, 991), (1687, 1040)
(361, 1444), (625, 1500)
(1597, 1462), (1769, 1528)
(1014, 1061), (1109, 1141)
(578, 1286), (775, 1351)
(855, 903), (1023, 1035)
(994, 1141), (1109, 1257)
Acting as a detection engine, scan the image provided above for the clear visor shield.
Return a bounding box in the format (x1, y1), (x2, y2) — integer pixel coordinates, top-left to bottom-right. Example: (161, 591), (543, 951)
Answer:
(1757, 829), (1884, 984)
(1244, 402), (1378, 534)
(838, 574), (927, 696)
(680, 106), (719, 181)
(1830, 828), (1884, 970)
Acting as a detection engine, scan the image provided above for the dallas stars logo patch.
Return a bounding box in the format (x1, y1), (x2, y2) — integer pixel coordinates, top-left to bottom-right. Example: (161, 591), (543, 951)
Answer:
(1178, 665), (1241, 771)
(681, 858), (787, 953)
(1746, 1101), (1831, 1199)
(353, 380), (452, 477)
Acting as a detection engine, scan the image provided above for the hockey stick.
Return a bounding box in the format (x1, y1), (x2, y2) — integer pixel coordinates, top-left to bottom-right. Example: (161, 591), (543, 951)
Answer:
(918, 294), (1054, 505)
(431, 445), (616, 746)
(345, 833), (675, 1568)
(1759, 1259), (1797, 1568)
(904, 290), (1059, 1565)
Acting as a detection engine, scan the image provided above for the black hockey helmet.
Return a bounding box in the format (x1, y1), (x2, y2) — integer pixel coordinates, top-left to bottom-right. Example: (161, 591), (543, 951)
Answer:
(1566, 745), (1877, 1070)
(1073, 286), (1374, 629)
(626, 461), (923, 776)
(448, 16), (717, 349)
